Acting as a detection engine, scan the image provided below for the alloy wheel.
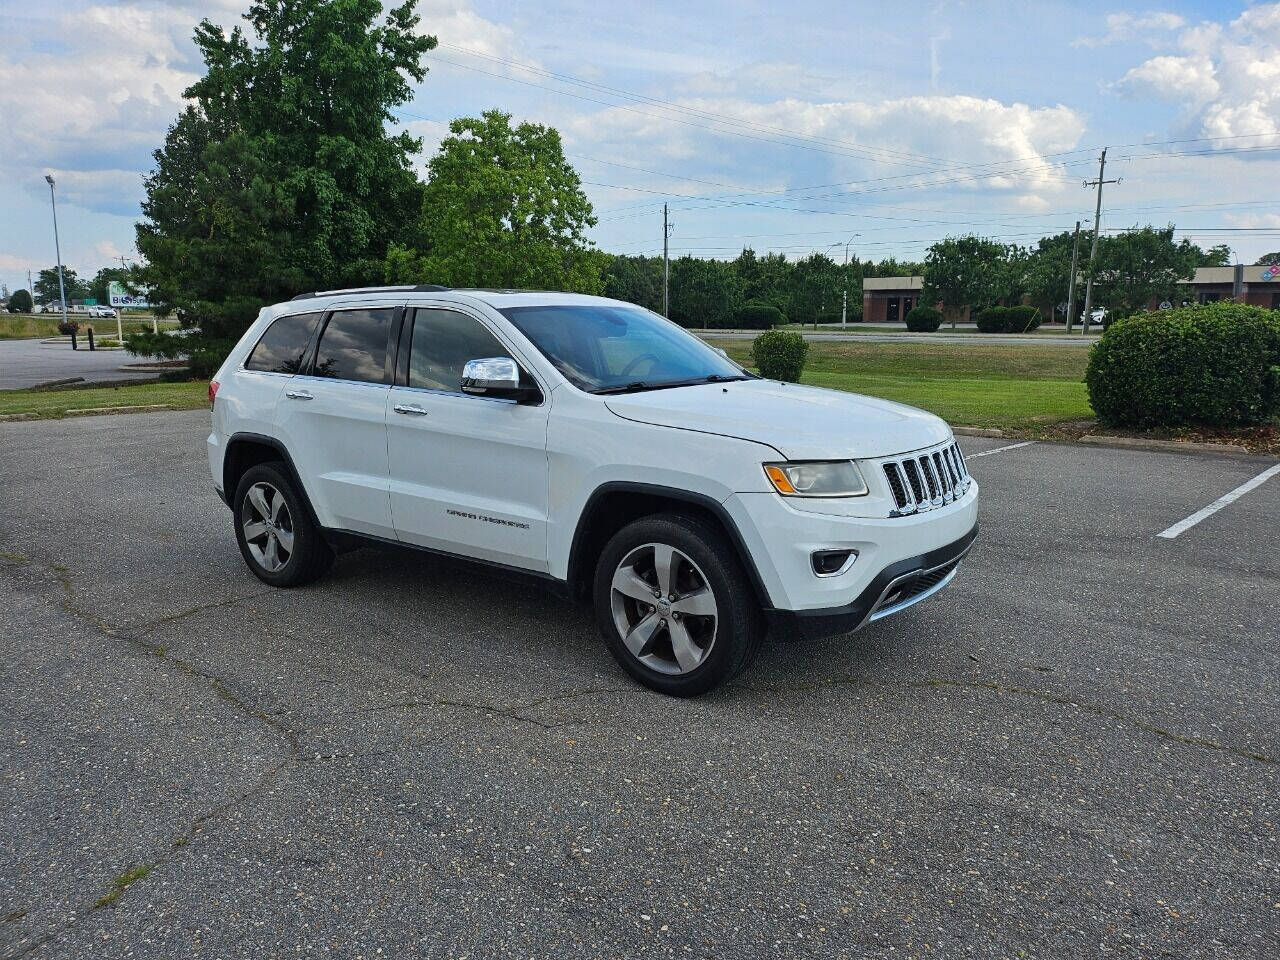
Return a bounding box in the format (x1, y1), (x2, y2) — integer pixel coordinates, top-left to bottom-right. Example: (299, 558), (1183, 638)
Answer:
(241, 481), (294, 573)
(609, 542), (718, 676)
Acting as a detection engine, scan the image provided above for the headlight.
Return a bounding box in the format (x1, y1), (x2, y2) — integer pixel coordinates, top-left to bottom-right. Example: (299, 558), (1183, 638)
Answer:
(763, 461), (868, 498)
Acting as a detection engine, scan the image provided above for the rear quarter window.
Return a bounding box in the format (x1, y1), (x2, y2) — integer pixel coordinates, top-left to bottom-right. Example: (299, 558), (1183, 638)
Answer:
(244, 312), (322, 374)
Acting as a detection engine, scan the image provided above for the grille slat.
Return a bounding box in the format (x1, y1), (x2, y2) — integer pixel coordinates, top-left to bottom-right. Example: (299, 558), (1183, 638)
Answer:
(880, 441), (972, 515)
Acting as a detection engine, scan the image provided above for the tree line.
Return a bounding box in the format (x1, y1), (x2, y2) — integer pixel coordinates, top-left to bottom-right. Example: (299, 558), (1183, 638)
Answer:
(115, 0), (1270, 368)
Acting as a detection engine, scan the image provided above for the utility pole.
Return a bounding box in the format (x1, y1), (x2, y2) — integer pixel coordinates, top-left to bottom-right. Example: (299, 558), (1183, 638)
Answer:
(840, 235), (858, 328)
(1065, 220), (1083, 334)
(662, 203), (672, 318)
(44, 174), (68, 331)
(1080, 149), (1120, 334)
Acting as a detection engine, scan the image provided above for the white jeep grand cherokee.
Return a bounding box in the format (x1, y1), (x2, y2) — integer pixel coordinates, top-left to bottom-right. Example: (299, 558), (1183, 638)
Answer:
(208, 286), (978, 696)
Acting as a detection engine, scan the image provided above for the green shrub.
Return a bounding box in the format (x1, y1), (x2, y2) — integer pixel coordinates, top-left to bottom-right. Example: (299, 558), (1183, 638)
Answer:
(815, 310), (842, 326)
(975, 305), (1041, 332)
(974, 306), (1005, 332)
(1085, 302), (1280, 428)
(1006, 305), (1042, 331)
(732, 301), (785, 330)
(124, 329), (233, 380)
(751, 329), (809, 382)
(905, 305), (942, 332)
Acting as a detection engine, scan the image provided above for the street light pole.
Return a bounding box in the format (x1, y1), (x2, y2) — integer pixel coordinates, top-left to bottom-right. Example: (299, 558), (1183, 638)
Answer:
(44, 174), (68, 332)
(828, 235), (859, 328)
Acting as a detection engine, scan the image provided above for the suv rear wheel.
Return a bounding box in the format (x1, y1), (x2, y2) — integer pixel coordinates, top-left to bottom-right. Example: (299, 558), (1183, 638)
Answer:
(593, 512), (765, 696)
(232, 462), (332, 587)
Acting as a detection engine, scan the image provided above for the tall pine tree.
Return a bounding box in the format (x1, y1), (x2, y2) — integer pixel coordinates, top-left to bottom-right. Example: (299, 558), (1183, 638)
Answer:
(136, 0), (436, 347)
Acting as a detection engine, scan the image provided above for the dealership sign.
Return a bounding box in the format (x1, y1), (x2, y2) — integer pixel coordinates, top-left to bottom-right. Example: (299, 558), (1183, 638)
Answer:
(1261, 263), (1280, 281)
(108, 281), (151, 308)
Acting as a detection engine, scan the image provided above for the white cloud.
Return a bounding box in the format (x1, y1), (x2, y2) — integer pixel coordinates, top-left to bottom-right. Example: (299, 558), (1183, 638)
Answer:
(563, 93), (1085, 206)
(419, 0), (523, 62)
(1113, 3), (1280, 147)
(1116, 55), (1220, 103)
(0, 253), (42, 273)
(1074, 11), (1186, 48)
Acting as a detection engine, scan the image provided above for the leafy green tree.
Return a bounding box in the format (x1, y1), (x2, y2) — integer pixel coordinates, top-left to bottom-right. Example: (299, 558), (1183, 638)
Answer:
(1022, 231), (1077, 322)
(922, 236), (1010, 326)
(732, 248), (793, 315)
(135, 0), (436, 351)
(35, 267), (86, 305)
(387, 111), (599, 291)
(1089, 226), (1201, 319)
(88, 266), (132, 306)
(667, 256), (739, 328)
(601, 254), (663, 311)
(7, 288), (33, 313)
(1198, 244), (1233, 267)
(1256, 251), (1280, 265)
(789, 253), (842, 326)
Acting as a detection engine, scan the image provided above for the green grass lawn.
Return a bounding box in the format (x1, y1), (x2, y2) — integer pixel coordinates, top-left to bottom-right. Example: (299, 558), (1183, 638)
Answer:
(0, 314), (176, 340)
(709, 339), (1094, 430)
(0, 380), (209, 419)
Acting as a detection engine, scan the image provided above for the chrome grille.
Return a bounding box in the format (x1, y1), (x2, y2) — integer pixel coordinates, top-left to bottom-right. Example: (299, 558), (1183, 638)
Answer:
(881, 441), (971, 516)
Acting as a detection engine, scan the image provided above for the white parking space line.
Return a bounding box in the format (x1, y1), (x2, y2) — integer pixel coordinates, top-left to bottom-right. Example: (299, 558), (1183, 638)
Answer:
(966, 440), (1038, 459)
(1157, 462), (1280, 540)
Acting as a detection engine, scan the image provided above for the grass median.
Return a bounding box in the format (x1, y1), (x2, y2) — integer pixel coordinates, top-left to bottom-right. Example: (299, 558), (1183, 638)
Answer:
(0, 314), (177, 340)
(708, 339), (1093, 431)
(0, 380), (209, 419)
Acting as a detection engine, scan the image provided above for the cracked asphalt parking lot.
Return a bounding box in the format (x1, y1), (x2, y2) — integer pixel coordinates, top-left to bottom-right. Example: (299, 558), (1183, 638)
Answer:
(1, 410), (1277, 959)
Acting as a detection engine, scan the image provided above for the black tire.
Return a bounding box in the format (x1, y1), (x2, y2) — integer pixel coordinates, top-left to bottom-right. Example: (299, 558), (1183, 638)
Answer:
(593, 512), (765, 696)
(232, 462), (333, 587)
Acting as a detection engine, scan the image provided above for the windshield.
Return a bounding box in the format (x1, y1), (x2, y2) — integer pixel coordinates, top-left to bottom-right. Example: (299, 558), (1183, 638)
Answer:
(499, 304), (748, 393)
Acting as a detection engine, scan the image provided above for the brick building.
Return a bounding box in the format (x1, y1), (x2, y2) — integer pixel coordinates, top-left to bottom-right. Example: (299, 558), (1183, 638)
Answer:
(861, 264), (1280, 323)
(861, 276), (921, 323)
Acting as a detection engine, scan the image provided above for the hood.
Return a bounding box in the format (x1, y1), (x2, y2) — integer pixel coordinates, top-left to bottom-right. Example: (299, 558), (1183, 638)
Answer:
(605, 379), (952, 460)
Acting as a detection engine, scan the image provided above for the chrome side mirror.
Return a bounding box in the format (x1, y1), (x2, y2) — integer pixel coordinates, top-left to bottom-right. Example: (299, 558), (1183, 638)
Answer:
(462, 357), (523, 396)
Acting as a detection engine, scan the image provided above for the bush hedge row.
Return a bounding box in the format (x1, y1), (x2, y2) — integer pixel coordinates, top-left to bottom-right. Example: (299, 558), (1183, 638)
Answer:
(975, 305), (1042, 333)
(731, 300), (786, 329)
(1084, 302), (1280, 428)
(905, 305), (943, 332)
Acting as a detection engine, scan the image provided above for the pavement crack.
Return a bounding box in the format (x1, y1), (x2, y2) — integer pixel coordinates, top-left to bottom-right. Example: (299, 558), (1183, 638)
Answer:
(919, 677), (1277, 766)
(737, 670), (1275, 768)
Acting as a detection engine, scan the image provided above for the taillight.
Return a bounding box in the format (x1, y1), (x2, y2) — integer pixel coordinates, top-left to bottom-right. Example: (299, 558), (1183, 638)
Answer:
(208, 380), (219, 409)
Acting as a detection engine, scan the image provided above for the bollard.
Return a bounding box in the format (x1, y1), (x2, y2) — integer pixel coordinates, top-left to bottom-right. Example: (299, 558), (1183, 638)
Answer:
(70, 329), (78, 350)
(87, 326), (95, 351)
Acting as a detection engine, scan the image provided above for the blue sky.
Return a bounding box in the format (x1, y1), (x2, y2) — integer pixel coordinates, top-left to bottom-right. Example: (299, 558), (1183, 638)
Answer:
(2, 0), (1280, 296)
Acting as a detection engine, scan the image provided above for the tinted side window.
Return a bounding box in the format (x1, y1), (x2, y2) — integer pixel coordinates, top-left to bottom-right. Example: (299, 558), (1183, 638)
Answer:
(244, 312), (322, 374)
(408, 308), (512, 393)
(313, 308), (393, 384)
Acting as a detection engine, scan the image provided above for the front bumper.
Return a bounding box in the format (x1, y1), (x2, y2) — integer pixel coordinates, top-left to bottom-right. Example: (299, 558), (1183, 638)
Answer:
(766, 524), (977, 641)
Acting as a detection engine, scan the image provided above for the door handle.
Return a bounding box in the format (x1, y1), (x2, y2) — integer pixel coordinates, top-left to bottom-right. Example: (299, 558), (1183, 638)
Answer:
(393, 403), (428, 416)
(285, 390), (313, 401)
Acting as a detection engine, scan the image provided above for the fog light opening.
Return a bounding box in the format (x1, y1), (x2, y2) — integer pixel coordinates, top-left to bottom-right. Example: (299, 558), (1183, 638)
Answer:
(811, 549), (857, 577)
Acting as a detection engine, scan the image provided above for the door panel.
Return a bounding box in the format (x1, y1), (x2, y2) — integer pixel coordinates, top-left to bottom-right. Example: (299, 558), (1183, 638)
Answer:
(387, 307), (550, 571)
(274, 307), (396, 537)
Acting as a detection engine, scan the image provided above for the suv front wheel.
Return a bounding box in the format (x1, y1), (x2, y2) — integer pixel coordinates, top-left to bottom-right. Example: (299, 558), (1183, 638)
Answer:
(232, 462), (333, 587)
(593, 513), (765, 696)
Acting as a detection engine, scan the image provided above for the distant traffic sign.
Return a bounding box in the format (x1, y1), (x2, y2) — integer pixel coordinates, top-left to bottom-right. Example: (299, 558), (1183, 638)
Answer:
(108, 281), (150, 308)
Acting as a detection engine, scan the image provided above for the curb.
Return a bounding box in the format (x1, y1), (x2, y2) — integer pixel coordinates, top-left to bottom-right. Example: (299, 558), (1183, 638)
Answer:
(1080, 434), (1250, 456)
(953, 426), (1004, 438)
(32, 377), (85, 390)
(63, 404), (174, 417)
(0, 413), (39, 422)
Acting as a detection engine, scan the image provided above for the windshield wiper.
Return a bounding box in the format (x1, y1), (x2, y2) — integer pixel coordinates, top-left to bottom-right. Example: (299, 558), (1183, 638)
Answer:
(594, 374), (752, 395)
(593, 380), (656, 395)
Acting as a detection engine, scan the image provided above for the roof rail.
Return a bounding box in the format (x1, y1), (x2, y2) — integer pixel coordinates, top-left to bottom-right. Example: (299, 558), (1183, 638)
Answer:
(290, 284), (450, 301)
